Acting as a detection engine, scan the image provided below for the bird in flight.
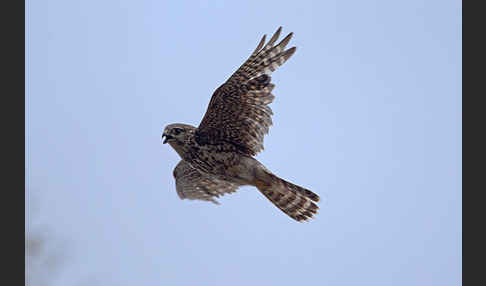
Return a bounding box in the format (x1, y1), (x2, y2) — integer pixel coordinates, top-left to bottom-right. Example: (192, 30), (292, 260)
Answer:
(162, 27), (320, 222)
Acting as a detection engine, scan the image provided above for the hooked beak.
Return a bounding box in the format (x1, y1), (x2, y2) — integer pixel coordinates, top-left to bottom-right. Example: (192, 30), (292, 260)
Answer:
(161, 133), (172, 144)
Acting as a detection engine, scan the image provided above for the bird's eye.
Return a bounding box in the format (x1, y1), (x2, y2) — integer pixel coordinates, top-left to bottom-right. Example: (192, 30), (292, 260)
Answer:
(173, 128), (183, 135)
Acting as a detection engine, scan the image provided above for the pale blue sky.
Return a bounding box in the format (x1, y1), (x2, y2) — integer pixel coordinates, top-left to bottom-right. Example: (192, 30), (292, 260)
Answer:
(26, 0), (461, 285)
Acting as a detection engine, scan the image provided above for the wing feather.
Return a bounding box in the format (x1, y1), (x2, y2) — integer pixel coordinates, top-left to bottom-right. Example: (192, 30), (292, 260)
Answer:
(196, 27), (296, 156)
(173, 160), (239, 204)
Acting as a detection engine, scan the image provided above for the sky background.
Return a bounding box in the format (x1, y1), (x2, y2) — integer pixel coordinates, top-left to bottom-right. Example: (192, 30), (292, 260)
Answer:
(26, 0), (462, 285)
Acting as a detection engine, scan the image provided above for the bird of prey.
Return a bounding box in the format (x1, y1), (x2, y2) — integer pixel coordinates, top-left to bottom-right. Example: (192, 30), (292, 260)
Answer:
(162, 27), (320, 222)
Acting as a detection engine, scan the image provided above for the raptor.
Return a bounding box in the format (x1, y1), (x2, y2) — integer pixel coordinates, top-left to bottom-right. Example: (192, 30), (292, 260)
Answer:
(162, 27), (320, 222)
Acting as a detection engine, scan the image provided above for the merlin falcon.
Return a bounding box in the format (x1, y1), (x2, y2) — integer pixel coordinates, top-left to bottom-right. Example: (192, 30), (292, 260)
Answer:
(162, 27), (320, 222)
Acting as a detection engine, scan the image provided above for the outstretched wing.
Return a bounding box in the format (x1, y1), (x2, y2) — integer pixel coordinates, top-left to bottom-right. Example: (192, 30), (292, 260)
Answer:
(173, 160), (239, 204)
(196, 27), (296, 156)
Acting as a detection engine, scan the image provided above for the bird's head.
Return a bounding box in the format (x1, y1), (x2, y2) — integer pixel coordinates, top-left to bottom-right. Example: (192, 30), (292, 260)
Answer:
(162, 123), (196, 145)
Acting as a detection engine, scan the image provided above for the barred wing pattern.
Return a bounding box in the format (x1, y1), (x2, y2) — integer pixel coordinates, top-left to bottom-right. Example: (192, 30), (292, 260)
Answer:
(196, 27), (296, 156)
(173, 160), (239, 204)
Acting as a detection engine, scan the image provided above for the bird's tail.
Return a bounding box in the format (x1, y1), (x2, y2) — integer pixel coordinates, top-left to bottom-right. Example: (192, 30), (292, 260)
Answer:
(255, 170), (320, 222)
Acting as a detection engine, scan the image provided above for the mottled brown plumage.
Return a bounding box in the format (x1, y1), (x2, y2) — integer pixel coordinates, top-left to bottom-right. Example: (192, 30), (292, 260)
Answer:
(162, 27), (319, 222)
(173, 160), (239, 205)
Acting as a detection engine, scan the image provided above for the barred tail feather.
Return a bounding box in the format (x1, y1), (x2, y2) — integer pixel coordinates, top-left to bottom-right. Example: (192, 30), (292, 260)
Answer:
(255, 172), (320, 222)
